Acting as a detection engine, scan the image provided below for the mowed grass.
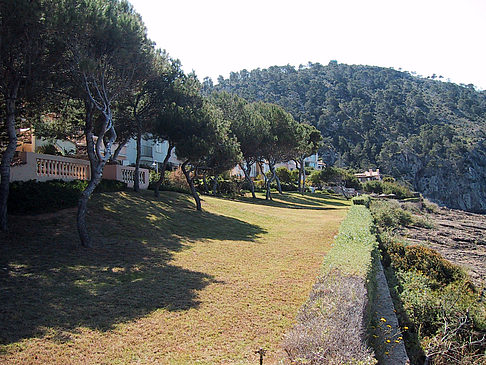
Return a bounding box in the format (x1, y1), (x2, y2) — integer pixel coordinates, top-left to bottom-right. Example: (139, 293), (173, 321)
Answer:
(0, 190), (349, 364)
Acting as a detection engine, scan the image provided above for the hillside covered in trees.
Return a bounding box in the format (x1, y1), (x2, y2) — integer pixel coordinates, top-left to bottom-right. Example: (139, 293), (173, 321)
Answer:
(209, 62), (486, 213)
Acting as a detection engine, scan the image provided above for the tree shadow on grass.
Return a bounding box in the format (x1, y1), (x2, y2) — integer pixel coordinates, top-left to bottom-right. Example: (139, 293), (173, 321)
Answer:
(229, 192), (349, 210)
(0, 191), (266, 345)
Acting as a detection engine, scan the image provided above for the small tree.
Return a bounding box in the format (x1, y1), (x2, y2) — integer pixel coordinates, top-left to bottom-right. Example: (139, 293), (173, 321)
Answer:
(54, 0), (150, 246)
(292, 123), (323, 194)
(254, 102), (300, 200)
(175, 100), (241, 211)
(128, 51), (180, 192)
(210, 92), (268, 198)
(151, 71), (201, 198)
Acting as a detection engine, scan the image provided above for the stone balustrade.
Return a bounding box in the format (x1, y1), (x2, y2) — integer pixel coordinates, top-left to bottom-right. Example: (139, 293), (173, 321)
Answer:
(102, 164), (149, 189)
(10, 152), (149, 190)
(11, 152), (90, 182)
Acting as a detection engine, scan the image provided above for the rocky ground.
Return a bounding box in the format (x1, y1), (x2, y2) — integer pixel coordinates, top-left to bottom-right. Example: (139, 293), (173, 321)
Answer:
(404, 205), (486, 287)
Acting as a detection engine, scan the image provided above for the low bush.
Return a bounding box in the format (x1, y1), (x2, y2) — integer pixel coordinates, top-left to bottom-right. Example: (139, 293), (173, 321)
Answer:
(217, 178), (242, 197)
(352, 194), (372, 207)
(363, 180), (415, 199)
(370, 200), (414, 230)
(8, 179), (126, 215)
(94, 179), (127, 193)
(384, 243), (486, 364)
(271, 181), (297, 192)
(275, 166), (293, 184)
(307, 167), (362, 191)
(423, 199), (440, 213)
(253, 179), (265, 191)
(149, 168), (190, 194)
(283, 205), (379, 364)
(386, 243), (467, 286)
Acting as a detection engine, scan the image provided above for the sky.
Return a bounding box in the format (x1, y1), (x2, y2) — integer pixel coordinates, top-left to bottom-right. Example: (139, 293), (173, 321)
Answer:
(128, 0), (486, 90)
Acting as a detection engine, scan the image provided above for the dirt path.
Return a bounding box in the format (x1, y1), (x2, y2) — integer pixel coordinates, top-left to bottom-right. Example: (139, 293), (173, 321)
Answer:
(404, 206), (486, 287)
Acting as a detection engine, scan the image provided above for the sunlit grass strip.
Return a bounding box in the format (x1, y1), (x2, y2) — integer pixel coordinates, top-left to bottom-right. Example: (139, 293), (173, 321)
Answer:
(284, 205), (379, 365)
(322, 204), (378, 277)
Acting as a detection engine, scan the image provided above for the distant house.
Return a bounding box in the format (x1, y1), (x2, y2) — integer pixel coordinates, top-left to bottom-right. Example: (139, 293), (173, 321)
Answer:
(354, 169), (381, 182)
(123, 138), (183, 171)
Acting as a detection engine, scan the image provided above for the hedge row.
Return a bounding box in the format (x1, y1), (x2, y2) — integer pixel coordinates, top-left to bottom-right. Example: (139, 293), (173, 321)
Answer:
(8, 179), (126, 215)
(283, 205), (379, 364)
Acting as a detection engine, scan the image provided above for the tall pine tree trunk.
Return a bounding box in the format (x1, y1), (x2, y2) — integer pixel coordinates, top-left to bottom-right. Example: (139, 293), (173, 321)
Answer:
(77, 167), (103, 247)
(301, 158), (306, 194)
(133, 123), (141, 192)
(275, 174), (283, 194)
(153, 143), (174, 198)
(202, 173), (209, 194)
(266, 162), (277, 200)
(76, 100), (116, 247)
(182, 160), (201, 211)
(0, 81), (20, 232)
(239, 162), (256, 198)
(211, 176), (218, 196)
(111, 135), (131, 163)
(294, 160), (302, 194)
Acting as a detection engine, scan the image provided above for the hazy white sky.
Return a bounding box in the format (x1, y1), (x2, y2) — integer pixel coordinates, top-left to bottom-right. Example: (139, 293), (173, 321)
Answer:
(129, 0), (486, 89)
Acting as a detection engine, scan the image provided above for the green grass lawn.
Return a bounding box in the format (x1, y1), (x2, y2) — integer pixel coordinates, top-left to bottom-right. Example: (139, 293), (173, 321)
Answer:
(0, 190), (349, 364)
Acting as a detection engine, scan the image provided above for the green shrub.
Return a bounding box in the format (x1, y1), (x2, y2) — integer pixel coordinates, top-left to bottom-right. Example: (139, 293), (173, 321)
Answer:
(388, 243), (467, 285)
(380, 236), (485, 364)
(270, 181), (297, 192)
(352, 194), (371, 207)
(370, 200), (413, 230)
(149, 170), (161, 183)
(253, 179), (265, 190)
(290, 169), (300, 183)
(8, 179), (126, 215)
(94, 179), (127, 193)
(36, 144), (61, 155)
(423, 199), (440, 213)
(275, 166), (293, 184)
(363, 180), (415, 199)
(217, 179), (241, 197)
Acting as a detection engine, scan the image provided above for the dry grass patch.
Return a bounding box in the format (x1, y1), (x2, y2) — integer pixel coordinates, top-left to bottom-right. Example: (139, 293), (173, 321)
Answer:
(283, 205), (379, 365)
(1, 191), (349, 364)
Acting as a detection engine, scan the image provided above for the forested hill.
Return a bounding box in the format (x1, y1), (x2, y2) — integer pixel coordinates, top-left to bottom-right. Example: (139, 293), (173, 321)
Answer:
(207, 62), (486, 213)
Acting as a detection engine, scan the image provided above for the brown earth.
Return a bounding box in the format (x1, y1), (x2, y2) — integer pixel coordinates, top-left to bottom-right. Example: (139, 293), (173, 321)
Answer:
(403, 205), (486, 287)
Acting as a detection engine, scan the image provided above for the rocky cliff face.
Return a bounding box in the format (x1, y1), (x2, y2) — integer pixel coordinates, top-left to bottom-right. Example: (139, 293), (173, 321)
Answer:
(385, 145), (486, 213)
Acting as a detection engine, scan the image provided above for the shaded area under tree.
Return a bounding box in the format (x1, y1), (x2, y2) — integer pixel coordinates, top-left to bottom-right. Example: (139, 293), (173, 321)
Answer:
(0, 191), (266, 345)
